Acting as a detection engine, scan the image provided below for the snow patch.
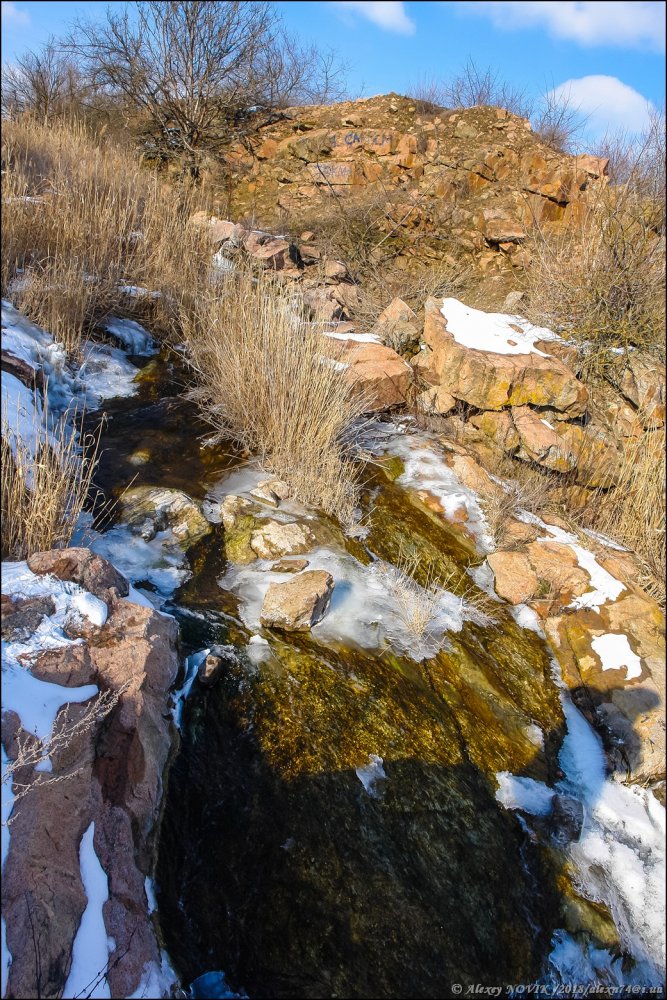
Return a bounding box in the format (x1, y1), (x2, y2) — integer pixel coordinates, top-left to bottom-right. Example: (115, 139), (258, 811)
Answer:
(591, 633), (642, 680)
(440, 298), (560, 357)
(62, 822), (111, 999)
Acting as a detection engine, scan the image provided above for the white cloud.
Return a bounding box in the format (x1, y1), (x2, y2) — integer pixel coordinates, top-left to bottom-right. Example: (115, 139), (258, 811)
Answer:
(333, 1), (416, 35)
(550, 75), (655, 137)
(462, 1), (665, 51)
(1, 1), (29, 27)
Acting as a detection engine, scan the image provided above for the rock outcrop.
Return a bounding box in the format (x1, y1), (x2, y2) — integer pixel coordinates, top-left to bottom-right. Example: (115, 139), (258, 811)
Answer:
(419, 298), (588, 414)
(200, 96), (609, 278)
(2, 550), (180, 1000)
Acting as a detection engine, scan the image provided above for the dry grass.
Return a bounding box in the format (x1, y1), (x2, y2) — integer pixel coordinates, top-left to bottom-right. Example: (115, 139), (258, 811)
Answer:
(381, 547), (444, 641)
(480, 434), (665, 606)
(181, 268), (366, 525)
(283, 180), (473, 332)
(526, 119), (666, 376)
(577, 429), (666, 605)
(1, 386), (101, 561)
(380, 542), (497, 644)
(1, 116), (213, 352)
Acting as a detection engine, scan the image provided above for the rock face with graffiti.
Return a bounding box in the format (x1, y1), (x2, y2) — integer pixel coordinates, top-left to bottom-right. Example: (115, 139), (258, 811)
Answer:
(209, 93), (609, 276)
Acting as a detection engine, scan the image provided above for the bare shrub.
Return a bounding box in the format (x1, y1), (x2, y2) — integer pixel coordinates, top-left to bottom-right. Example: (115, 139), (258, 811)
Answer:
(526, 118), (666, 369)
(66, 1), (347, 172)
(1, 39), (90, 123)
(1, 386), (101, 561)
(181, 268), (366, 524)
(439, 58), (532, 118)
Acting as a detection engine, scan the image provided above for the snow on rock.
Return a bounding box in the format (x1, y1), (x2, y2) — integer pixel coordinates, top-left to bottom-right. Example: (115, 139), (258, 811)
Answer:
(517, 511), (625, 610)
(89, 524), (190, 605)
(104, 317), (156, 357)
(497, 661), (666, 986)
(62, 822), (111, 1000)
(355, 754), (387, 797)
(440, 298), (561, 357)
(386, 434), (493, 551)
(71, 591), (108, 627)
(591, 633), (643, 680)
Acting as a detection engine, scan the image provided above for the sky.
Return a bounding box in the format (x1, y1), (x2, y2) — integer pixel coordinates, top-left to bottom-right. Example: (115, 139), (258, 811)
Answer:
(1, 0), (665, 145)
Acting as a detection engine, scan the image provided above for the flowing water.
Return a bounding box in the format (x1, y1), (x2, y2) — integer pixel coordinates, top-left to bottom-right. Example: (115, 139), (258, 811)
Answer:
(86, 352), (665, 999)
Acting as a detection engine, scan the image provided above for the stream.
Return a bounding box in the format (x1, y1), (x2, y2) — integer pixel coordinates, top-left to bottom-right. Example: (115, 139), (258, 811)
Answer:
(84, 348), (665, 999)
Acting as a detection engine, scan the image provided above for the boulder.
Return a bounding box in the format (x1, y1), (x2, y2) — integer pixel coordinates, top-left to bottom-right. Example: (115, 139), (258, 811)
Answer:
(422, 298), (588, 415)
(198, 644), (237, 687)
(119, 486), (211, 548)
(325, 337), (413, 411)
(487, 551), (538, 605)
(417, 384), (457, 415)
(249, 479), (291, 508)
(546, 794), (584, 846)
(374, 297), (420, 354)
(219, 494), (255, 531)
(616, 355), (665, 428)
(260, 570), (335, 631)
(511, 406), (577, 473)
(243, 231), (290, 269)
(27, 548), (129, 603)
(250, 521), (314, 560)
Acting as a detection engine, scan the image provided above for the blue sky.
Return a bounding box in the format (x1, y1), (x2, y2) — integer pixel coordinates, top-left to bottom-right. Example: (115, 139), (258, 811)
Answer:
(2, 1), (665, 143)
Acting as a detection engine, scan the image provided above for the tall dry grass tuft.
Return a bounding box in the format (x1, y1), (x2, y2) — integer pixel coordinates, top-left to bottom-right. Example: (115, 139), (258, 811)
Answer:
(182, 269), (366, 524)
(1, 385), (101, 561)
(1, 116), (213, 351)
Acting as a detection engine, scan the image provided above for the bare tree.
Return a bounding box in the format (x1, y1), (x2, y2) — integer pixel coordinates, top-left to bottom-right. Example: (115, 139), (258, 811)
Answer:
(66, 1), (347, 171)
(442, 58), (532, 118)
(1, 39), (89, 122)
(532, 86), (586, 152)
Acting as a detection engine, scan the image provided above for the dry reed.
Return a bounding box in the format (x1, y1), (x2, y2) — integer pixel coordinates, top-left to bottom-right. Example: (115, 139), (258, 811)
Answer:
(1, 384), (101, 560)
(182, 268), (366, 524)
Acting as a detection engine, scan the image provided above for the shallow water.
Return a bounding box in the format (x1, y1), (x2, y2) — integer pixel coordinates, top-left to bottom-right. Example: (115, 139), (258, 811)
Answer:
(87, 352), (664, 998)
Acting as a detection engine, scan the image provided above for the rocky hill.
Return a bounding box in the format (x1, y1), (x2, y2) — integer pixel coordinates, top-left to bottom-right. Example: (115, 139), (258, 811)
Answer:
(202, 93), (608, 277)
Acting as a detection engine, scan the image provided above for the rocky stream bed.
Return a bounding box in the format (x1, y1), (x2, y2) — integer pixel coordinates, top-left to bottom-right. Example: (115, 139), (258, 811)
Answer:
(92, 348), (665, 996)
(2, 304), (665, 999)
